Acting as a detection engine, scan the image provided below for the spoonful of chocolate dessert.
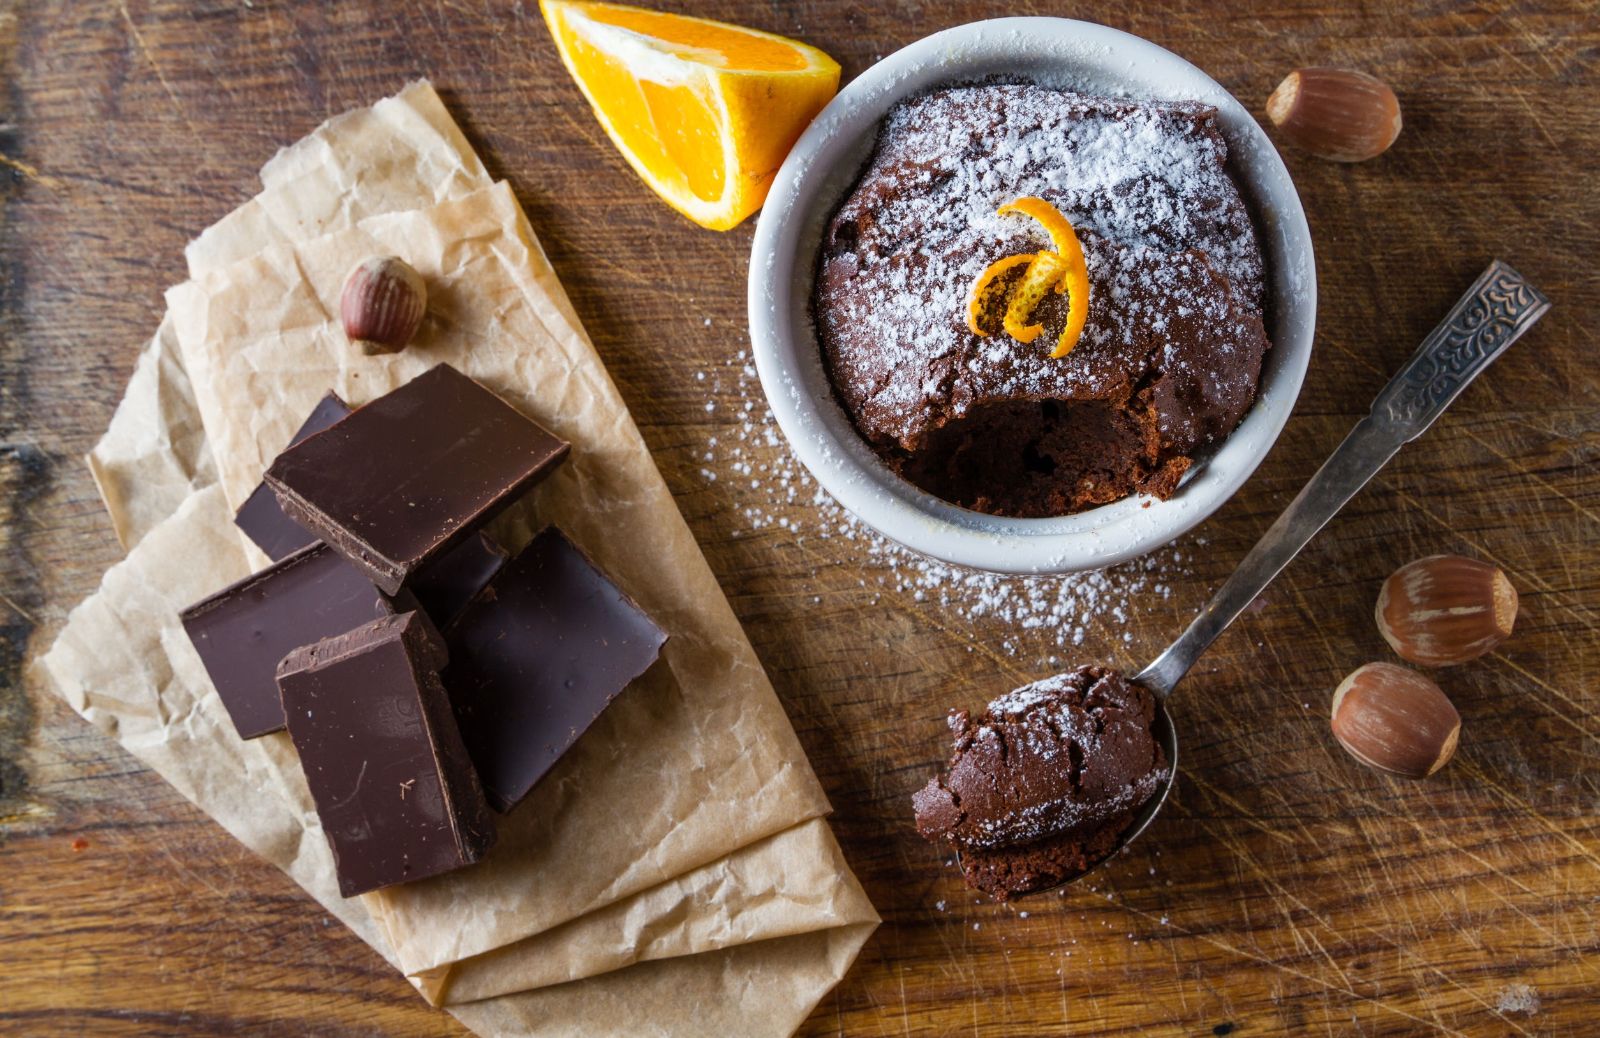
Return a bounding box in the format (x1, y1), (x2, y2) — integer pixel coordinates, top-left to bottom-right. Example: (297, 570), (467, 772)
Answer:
(914, 261), (1548, 900)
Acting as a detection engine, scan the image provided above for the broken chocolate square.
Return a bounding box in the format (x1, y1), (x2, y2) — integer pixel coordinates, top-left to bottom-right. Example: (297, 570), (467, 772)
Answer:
(444, 528), (667, 813)
(233, 391), (352, 561)
(410, 531), (508, 629)
(180, 542), (398, 740)
(264, 364), (569, 594)
(278, 610), (495, 897)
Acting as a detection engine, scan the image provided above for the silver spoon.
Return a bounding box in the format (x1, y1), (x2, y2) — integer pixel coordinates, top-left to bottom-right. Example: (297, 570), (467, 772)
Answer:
(1022, 260), (1550, 891)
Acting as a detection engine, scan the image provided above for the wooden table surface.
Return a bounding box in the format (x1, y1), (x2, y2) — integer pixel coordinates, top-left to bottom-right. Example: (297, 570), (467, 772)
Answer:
(3, 1), (1596, 1035)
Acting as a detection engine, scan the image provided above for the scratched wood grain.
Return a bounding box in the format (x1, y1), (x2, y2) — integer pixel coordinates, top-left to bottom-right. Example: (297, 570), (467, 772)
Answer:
(1, 1), (1596, 1035)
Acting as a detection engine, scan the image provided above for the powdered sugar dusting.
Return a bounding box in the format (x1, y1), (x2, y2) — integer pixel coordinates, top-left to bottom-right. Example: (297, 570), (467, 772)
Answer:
(816, 85), (1268, 454)
(986, 682), (1060, 717)
(693, 351), (1196, 657)
(1495, 985), (1540, 1016)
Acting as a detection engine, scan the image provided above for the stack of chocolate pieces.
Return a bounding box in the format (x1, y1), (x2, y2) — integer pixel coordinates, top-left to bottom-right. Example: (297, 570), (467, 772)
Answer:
(180, 364), (668, 897)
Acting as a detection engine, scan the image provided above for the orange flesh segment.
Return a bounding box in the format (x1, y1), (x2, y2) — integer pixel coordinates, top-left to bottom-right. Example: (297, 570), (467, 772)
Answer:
(580, 4), (812, 70)
(1002, 251), (1068, 343)
(966, 253), (1035, 336)
(562, 28), (726, 202)
(637, 80), (725, 200)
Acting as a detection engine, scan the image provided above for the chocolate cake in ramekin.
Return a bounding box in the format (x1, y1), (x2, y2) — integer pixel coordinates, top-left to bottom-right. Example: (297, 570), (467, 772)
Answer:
(814, 84), (1272, 518)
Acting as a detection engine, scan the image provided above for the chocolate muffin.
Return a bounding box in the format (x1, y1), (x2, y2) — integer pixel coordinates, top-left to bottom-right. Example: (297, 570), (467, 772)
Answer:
(814, 84), (1272, 517)
(912, 667), (1167, 900)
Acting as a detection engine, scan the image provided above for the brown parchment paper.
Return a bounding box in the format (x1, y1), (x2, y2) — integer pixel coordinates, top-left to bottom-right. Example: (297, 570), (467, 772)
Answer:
(35, 491), (872, 1038)
(87, 315), (215, 552)
(446, 923), (878, 1038)
(166, 177), (854, 972)
(187, 80), (489, 276)
(83, 79), (876, 1010)
(41, 479), (877, 1002)
(56, 78), (876, 1030)
(428, 816), (874, 1003)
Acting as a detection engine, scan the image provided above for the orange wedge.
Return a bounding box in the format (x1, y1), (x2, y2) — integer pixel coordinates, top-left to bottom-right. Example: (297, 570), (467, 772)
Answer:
(541, 0), (841, 230)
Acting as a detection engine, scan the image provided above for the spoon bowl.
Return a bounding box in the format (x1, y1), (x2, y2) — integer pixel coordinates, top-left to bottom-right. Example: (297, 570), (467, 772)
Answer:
(1097, 692), (1180, 882)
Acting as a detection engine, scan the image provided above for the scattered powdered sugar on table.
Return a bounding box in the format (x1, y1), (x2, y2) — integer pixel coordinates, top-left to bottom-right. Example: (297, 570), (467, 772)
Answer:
(1494, 984), (1540, 1016)
(692, 350), (1197, 660)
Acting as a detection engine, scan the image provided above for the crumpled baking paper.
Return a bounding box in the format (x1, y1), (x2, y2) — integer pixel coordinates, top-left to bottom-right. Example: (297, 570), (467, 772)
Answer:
(45, 80), (876, 1036)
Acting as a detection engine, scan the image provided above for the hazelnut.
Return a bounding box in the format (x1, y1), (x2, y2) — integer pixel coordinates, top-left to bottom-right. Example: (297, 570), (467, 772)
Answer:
(340, 256), (426, 354)
(1265, 68), (1402, 162)
(1376, 555), (1517, 667)
(1331, 663), (1460, 778)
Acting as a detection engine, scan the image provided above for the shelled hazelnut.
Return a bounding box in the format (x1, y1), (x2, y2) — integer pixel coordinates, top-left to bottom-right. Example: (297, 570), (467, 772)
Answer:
(1331, 663), (1460, 778)
(1376, 555), (1518, 667)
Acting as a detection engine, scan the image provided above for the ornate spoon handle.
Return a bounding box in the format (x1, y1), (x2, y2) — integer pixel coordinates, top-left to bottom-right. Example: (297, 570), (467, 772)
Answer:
(1135, 260), (1550, 698)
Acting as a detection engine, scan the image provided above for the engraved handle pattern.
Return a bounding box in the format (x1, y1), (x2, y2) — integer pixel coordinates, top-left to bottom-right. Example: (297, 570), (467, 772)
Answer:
(1377, 260), (1552, 437)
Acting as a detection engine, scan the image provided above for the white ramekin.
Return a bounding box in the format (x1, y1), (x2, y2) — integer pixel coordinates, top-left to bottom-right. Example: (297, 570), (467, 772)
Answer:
(748, 17), (1316, 574)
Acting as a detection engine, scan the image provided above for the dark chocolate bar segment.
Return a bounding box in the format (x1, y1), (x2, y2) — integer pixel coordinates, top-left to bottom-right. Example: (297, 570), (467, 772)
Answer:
(444, 528), (667, 813)
(264, 364), (569, 594)
(277, 611), (495, 897)
(234, 391), (353, 560)
(180, 542), (397, 740)
(409, 531), (509, 628)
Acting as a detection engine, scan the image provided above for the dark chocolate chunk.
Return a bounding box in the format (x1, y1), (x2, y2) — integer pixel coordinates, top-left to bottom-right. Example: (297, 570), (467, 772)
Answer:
(264, 364), (569, 594)
(277, 611), (495, 897)
(234, 392), (353, 560)
(444, 528), (667, 813)
(180, 542), (398, 740)
(409, 531), (509, 628)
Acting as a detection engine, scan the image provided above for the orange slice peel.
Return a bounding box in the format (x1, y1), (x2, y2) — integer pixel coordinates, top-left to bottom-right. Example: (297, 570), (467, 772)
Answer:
(965, 196), (1092, 358)
(997, 197), (1080, 257)
(1052, 260), (1091, 359)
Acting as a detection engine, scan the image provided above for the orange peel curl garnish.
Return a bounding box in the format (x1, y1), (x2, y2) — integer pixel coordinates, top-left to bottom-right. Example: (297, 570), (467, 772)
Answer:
(965, 196), (1091, 359)
(997, 197), (1079, 256)
(1002, 251), (1068, 344)
(966, 253), (1035, 336)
